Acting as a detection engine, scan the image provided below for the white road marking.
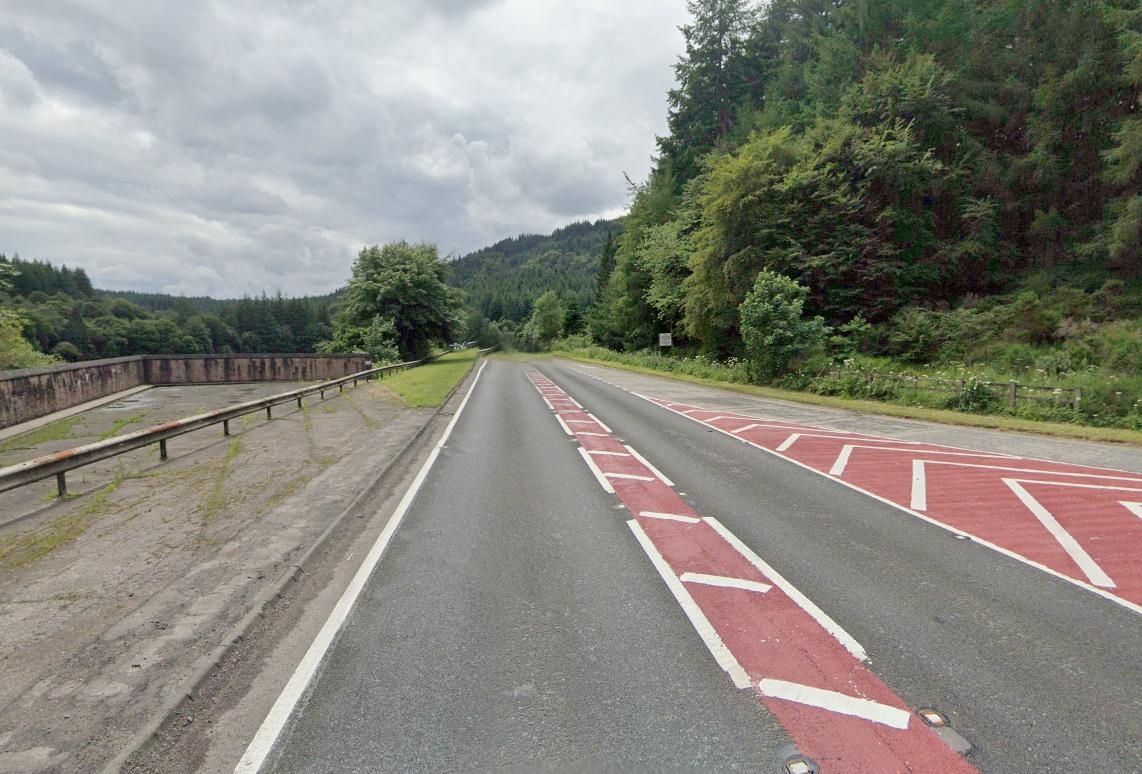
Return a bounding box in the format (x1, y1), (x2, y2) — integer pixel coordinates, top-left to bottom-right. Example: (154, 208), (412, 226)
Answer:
(578, 447), (616, 493)
(640, 511), (701, 524)
(831, 445), (1013, 477)
(627, 520), (752, 689)
(1004, 479), (1116, 589)
(624, 445), (675, 487)
(587, 412), (613, 433)
(776, 433), (802, 452)
(576, 432), (610, 437)
(911, 460), (927, 511)
(680, 572), (773, 594)
(757, 679), (911, 730)
(731, 424), (763, 434)
(234, 360), (489, 774)
(636, 392), (1142, 618)
(1123, 502), (1142, 521)
(555, 415), (575, 436)
(604, 472), (656, 482)
(588, 451), (632, 457)
(704, 517), (868, 662)
(564, 419), (600, 424)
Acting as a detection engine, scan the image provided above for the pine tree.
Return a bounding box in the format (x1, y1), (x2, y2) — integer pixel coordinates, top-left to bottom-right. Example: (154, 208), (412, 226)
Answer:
(660, 0), (758, 182)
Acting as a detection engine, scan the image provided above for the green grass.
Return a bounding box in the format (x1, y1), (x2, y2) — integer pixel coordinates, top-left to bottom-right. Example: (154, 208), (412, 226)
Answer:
(558, 352), (1142, 447)
(0, 415), (85, 454)
(381, 348), (479, 407)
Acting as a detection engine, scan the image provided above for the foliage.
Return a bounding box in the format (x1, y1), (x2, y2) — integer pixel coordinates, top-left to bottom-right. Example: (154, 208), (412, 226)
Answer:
(738, 270), (829, 380)
(333, 241), (465, 360)
(0, 315), (58, 370)
(524, 291), (566, 344)
(0, 253), (335, 365)
(449, 220), (615, 324)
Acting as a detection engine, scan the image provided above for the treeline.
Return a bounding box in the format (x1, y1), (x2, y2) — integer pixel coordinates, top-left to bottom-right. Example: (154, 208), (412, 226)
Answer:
(450, 219), (615, 325)
(588, 0), (1142, 367)
(0, 254), (333, 365)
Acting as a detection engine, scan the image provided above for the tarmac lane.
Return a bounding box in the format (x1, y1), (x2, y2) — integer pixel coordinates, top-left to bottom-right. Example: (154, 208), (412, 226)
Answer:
(247, 357), (1142, 774)
(255, 358), (788, 773)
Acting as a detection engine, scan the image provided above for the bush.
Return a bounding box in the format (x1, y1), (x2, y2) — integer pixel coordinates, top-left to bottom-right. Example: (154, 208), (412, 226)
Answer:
(944, 377), (1000, 413)
(739, 270), (830, 382)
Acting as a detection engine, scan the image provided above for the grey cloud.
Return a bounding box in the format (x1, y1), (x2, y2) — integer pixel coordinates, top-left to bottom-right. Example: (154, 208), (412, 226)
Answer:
(0, 0), (689, 297)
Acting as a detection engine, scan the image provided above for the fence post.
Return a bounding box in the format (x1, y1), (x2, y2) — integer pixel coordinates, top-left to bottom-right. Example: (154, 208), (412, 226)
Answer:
(866, 372), (873, 388)
(1074, 386), (1082, 411)
(958, 378), (965, 397)
(1009, 381), (1018, 409)
(913, 376), (919, 392)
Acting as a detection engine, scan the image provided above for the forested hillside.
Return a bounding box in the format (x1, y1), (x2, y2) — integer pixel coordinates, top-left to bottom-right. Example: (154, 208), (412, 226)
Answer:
(0, 254), (334, 367)
(450, 219), (617, 324)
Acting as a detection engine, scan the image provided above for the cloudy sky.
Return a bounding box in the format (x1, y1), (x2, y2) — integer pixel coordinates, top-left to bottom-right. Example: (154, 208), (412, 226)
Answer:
(0, 0), (689, 297)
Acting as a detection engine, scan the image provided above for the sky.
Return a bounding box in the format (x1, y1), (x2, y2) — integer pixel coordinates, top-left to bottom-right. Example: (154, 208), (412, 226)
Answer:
(0, 0), (689, 298)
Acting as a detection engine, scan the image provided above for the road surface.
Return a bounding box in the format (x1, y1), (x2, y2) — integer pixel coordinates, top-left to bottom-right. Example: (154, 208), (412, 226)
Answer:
(243, 357), (1142, 774)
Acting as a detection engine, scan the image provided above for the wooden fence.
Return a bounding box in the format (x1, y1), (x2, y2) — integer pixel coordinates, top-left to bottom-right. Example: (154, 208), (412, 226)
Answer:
(830, 370), (1082, 410)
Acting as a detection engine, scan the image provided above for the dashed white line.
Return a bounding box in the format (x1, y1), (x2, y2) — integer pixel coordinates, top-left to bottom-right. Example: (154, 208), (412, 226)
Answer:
(757, 679), (911, 730)
(627, 520), (752, 689)
(680, 572), (773, 594)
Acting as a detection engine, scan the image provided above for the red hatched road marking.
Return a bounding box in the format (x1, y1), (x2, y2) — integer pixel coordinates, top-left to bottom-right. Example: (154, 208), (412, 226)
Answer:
(641, 395), (1142, 613)
(528, 373), (979, 773)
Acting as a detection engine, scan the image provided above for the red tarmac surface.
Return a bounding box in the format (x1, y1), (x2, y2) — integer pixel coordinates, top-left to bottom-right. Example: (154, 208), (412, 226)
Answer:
(646, 397), (1142, 612)
(530, 374), (980, 774)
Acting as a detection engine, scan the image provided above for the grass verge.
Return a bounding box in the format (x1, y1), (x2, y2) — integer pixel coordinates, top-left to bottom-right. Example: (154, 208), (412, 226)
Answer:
(557, 352), (1142, 446)
(381, 348), (479, 407)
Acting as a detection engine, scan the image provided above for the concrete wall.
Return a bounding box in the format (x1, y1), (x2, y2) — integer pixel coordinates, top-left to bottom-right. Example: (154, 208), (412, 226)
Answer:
(0, 354), (370, 430)
(142, 354), (369, 386)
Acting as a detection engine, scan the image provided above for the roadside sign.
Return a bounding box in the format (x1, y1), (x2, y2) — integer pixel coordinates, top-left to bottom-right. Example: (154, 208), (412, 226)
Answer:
(659, 333), (673, 347)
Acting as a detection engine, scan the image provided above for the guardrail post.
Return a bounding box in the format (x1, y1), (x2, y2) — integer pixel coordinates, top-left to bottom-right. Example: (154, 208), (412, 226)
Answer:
(266, 406), (272, 420)
(339, 384), (343, 393)
(223, 420), (230, 436)
(320, 389), (325, 399)
(1009, 381), (1018, 409)
(159, 439), (168, 460)
(297, 396), (302, 408)
(958, 378), (965, 397)
(1074, 386), (1082, 411)
(56, 472), (67, 498)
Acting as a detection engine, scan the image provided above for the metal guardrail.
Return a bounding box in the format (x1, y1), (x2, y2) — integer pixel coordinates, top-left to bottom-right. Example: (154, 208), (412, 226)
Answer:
(0, 353), (448, 498)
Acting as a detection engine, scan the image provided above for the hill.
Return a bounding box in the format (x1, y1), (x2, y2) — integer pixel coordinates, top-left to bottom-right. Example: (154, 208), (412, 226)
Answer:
(450, 219), (619, 323)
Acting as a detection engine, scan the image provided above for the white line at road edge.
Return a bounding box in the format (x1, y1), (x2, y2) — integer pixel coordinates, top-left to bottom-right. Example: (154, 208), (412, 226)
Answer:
(757, 679), (911, 730)
(627, 519), (752, 689)
(234, 359), (489, 774)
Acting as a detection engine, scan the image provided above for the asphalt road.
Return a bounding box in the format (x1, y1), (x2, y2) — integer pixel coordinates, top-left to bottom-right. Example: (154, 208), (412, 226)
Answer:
(259, 358), (1142, 774)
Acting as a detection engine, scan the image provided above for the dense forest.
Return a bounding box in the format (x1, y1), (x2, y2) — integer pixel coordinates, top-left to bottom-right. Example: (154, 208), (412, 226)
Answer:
(449, 219), (616, 325)
(558, 0), (1142, 426)
(0, 254), (334, 367)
